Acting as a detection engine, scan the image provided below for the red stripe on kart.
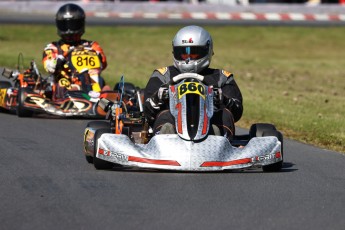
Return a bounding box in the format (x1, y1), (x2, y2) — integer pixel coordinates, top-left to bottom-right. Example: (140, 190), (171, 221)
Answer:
(202, 105), (208, 135)
(201, 158), (252, 167)
(176, 103), (182, 134)
(128, 156), (181, 166)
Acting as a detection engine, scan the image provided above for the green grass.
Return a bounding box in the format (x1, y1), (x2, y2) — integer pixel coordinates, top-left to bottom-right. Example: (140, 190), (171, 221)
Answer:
(1, 24), (344, 153)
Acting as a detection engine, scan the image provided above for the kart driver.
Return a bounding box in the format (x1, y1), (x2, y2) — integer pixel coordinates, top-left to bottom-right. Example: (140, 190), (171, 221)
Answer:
(42, 3), (109, 99)
(143, 25), (243, 141)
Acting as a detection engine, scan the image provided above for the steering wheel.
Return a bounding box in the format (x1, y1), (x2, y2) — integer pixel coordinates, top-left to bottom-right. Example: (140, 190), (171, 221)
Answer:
(169, 73), (205, 85)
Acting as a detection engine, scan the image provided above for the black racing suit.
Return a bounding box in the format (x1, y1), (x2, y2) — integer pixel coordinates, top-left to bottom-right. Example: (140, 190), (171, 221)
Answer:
(143, 66), (243, 140)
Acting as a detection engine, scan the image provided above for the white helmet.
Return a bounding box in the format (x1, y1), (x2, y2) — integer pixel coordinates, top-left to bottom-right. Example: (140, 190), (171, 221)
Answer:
(172, 25), (213, 73)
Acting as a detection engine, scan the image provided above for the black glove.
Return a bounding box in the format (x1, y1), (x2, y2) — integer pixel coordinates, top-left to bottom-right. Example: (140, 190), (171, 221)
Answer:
(155, 85), (169, 103)
(213, 88), (234, 108)
(213, 88), (224, 106)
(143, 85), (169, 124)
(143, 99), (159, 124)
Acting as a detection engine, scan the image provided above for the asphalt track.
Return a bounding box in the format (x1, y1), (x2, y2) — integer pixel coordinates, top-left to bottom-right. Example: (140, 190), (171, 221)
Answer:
(0, 99), (345, 230)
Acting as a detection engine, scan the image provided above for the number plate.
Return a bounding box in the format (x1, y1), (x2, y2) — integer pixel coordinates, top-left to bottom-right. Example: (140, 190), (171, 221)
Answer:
(177, 82), (205, 99)
(70, 50), (101, 72)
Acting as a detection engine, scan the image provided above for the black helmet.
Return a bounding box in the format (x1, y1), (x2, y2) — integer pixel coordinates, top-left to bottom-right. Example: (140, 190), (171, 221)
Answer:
(56, 3), (85, 43)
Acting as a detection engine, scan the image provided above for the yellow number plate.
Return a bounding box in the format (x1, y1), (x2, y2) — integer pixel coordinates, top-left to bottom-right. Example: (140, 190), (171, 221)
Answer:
(178, 82), (205, 100)
(71, 51), (101, 72)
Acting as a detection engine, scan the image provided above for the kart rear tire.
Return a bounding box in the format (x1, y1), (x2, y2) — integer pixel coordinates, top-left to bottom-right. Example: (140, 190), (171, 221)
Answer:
(114, 82), (136, 97)
(93, 128), (115, 170)
(249, 123), (276, 138)
(0, 81), (12, 89)
(261, 129), (284, 172)
(17, 88), (33, 117)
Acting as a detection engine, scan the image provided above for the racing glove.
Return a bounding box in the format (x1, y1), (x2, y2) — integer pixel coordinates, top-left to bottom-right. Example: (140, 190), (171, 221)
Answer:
(44, 55), (65, 74)
(143, 86), (168, 123)
(149, 85), (169, 106)
(213, 88), (234, 109)
(45, 59), (57, 74)
(143, 98), (159, 123)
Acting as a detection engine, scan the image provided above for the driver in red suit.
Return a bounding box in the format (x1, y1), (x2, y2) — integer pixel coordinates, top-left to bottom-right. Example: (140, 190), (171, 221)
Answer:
(144, 25), (243, 141)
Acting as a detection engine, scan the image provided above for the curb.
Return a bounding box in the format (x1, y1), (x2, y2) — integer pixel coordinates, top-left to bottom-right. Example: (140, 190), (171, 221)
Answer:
(87, 11), (345, 23)
(1, 1), (345, 24)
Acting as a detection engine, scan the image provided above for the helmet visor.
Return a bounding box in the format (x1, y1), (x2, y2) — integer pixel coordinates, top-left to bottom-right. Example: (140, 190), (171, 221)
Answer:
(173, 46), (209, 61)
(56, 19), (84, 32)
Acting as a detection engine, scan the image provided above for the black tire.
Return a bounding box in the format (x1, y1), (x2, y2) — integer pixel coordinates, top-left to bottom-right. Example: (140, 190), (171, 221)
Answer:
(249, 123), (277, 138)
(0, 81), (12, 89)
(261, 129), (284, 172)
(114, 82), (136, 97)
(84, 121), (110, 164)
(17, 88), (33, 117)
(93, 128), (114, 170)
(86, 121), (110, 129)
(85, 156), (93, 164)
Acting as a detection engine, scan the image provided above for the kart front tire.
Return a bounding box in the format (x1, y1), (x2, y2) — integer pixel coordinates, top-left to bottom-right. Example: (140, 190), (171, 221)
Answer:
(85, 156), (93, 164)
(85, 121), (109, 164)
(93, 128), (115, 170)
(17, 88), (33, 117)
(261, 129), (284, 172)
